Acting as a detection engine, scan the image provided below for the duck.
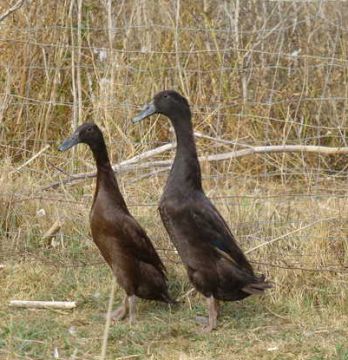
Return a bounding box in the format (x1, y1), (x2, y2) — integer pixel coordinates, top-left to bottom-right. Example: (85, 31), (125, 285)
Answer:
(59, 122), (174, 323)
(132, 90), (271, 332)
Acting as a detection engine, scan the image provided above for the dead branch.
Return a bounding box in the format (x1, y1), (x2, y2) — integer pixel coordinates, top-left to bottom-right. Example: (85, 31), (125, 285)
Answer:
(201, 144), (348, 162)
(42, 219), (63, 241)
(0, 0), (26, 22)
(43, 143), (348, 190)
(42, 143), (175, 191)
(9, 300), (76, 309)
(114, 142), (176, 168)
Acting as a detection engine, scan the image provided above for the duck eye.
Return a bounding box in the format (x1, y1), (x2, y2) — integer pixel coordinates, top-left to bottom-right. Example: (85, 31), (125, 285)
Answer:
(87, 127), (93, 132)
(164, 94), (168, 98)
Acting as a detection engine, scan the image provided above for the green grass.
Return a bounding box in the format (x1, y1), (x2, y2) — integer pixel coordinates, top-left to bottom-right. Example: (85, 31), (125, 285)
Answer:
(1, 170), (347, 359)
(1, 235), (347, 360)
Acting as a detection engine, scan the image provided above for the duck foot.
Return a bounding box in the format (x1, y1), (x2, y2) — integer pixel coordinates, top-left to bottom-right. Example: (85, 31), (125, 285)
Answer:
(109, 305), (128, 322)
(201, 323), (216, 333)
(199, 296), (218, 333)
(195, 316), (209, 325)
(104, 295), (129, 322)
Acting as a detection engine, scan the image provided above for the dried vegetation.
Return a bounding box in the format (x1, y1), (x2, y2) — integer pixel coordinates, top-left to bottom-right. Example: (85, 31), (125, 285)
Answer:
(0, 1), (347, 359)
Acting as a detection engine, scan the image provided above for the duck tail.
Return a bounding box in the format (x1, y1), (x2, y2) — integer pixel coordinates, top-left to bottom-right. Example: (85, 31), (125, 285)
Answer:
(242, 274), (273, 295)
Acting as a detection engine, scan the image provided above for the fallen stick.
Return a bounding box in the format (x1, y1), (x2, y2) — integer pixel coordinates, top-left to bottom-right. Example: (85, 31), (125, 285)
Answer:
(115, 142), (176, 168)
(200, 144), (348, 162)
(42, 219), (63, 240)
(9, 300), (76, 309)
(0, 0), (26, 23)
(129, 144), (348, 168)
(42, 142), (176, 191)
(43, 143), (348, 190)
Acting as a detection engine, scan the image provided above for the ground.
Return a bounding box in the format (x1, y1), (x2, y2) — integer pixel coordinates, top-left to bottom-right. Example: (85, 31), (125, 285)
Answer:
(1, 177), (347, 360)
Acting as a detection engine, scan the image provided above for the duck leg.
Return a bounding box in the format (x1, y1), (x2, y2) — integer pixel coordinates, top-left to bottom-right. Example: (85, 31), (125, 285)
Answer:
(128, 295), (137, 325)
(202, 296), (218, 332)
(109, 295), (128, 322)
(215, 298), (220, 318)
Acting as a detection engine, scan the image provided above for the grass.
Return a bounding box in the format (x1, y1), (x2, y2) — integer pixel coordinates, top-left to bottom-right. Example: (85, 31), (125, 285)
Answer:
(1, 260), (347, 360)
(1, 163), (347, 359)
(1, 0), (348, 359)
(0, 258), (348, 359)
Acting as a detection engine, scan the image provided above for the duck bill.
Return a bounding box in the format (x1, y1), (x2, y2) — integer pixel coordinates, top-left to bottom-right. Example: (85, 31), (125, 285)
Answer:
(132, 101), (157, 124)
(58, 134), (79, 151)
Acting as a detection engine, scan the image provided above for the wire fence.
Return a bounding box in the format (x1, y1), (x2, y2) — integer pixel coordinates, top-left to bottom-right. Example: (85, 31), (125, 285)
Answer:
(0, 0), (348, 279)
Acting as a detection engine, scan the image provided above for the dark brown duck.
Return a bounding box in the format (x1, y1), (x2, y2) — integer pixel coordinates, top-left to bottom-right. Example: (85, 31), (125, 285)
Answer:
(132, 90), (271, 331)
(59, 122), (174, 323)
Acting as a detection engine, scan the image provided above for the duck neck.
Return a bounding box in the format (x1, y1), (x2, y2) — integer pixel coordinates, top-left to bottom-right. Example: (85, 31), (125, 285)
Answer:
(90, 140), (128, 211)
(169, 114), (202, 192)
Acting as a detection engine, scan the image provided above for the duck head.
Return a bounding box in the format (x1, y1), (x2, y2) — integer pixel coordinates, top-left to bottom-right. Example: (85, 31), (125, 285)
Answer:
(132, 90), (191, 123)
(59, 122), (103, 151)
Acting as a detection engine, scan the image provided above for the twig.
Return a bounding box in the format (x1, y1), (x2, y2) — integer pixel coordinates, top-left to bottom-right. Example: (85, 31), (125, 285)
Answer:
(200, 144), (348, 162)
(46, 160), (72, 176)
(129, 144), (348, 168)
(100, 279), (115, 360)
(114, 355), (140, 360)
(251, 260), (347, 273)
(11, 144), (50, 174)
(113, 142), (176, 168)
(0, 0), (26, 22)
(9, 300), (76, 309)
(42, 219), (63, 240)
(178, 287), (196, 301)
(193, 131), (252, 148)
(42, 143), (175, 190)
(245, 217), (335, 254)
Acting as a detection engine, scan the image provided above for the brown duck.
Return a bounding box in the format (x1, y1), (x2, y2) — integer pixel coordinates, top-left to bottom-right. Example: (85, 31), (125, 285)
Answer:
(59, 122), (174, 323)
(132, 90), (271, 331)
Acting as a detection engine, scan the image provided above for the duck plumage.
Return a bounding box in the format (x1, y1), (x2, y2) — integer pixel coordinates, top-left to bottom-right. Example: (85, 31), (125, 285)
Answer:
(59, 122), (174, 323)
(132, 90), (271, 331)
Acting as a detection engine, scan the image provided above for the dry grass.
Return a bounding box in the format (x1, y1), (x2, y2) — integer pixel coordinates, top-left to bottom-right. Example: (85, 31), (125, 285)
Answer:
(1, 1), (348, 359)
(1, 161), (347, 359)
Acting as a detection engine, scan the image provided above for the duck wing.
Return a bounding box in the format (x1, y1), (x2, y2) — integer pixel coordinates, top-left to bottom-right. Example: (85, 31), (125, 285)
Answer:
(121, 215), (167, 276)
(189, 194), (254, 274)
